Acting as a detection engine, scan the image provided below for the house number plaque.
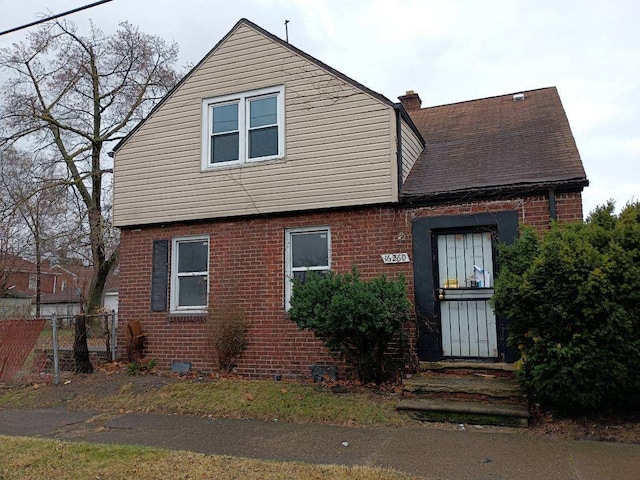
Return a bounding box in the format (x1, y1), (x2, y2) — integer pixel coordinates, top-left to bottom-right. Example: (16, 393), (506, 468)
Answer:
(381, 253), (410, 264)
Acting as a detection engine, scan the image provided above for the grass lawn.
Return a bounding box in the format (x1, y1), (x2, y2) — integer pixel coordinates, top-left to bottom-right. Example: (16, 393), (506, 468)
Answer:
(0, 436), (417, 480)
(99, 380), (406, 426)
(0, 372), (408, 427)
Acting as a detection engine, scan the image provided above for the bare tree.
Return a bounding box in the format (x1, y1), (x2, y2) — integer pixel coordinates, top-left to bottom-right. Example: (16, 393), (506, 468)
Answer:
(1, 20), (180, 372)
(0, 147), (70, 315)
(0, 149), (33, 297)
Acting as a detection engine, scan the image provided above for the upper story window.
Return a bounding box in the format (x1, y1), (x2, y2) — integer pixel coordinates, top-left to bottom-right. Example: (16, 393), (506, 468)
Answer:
(28, 274), (37, 291)
(170, 236), (209, 312)
(202, 86), (285, 169)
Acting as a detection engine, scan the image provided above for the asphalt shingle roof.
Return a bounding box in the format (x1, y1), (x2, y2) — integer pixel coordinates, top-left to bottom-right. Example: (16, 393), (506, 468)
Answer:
(402, 87), (588, 200)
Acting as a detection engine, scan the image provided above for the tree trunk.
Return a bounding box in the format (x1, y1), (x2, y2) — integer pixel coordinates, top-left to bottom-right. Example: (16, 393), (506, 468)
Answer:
(85, 261), (110, 314)
(73, 314), (94, 374)
(73, 252), (114, 373)
(1, 20), (177, 374)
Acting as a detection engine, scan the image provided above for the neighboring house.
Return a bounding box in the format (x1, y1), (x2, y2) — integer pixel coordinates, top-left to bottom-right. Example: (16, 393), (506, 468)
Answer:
(112, 19), (587, 376)
(0, 254), (58, 298)
(0, 291), (32, 319)
(47, 263), (91, 296)
(0, 255), (116, 318)
(42, 263), (118, 317)
(39, 291), (83, 317)
(38, 263), (89, 317)
(1, 254), (59, 317)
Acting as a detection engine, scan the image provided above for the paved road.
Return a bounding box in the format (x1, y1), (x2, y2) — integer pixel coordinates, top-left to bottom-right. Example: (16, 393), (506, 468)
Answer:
(1, 407), (639, 479)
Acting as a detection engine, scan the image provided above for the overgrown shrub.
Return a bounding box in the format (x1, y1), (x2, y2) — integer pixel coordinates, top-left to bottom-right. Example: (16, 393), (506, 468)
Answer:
(493, 201), (640, 414)
(288, 269), (411, 384)
(206, 304), (250, 372)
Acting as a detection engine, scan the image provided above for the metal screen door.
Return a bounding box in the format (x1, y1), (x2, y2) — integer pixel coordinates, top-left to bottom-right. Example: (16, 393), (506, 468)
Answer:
(436, 231), (498, 358)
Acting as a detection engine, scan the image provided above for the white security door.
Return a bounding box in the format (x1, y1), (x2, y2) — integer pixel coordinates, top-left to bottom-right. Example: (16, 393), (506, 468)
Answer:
(436, 232), (498, 358)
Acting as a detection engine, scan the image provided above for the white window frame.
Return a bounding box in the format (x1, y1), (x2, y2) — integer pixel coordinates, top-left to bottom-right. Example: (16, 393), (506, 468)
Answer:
(170, 235), (210, 313)
(201, 85), (285, 170)
(28, 274), (37, 291)
(284, 226), (331, 310)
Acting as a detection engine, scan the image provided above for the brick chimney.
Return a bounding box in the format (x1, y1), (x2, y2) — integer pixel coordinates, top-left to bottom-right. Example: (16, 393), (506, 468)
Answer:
(398, 90), (422, 111)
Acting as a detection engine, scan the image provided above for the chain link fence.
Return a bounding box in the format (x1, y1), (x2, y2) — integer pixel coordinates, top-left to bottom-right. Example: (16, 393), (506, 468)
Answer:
(0, 312), (117, 384)
(0, 318), (47, 382)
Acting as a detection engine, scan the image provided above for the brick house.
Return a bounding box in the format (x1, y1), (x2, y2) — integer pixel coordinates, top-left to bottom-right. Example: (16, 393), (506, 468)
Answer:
(1, 255), (47, 317)
(0, 254), (113, 317)
(38, 263), (93, 317)
(0, 255), (57, 298)
(112, 19), (587, 376)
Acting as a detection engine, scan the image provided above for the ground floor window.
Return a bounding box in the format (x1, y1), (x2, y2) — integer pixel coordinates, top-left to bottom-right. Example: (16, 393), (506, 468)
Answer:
(285, 227), (331, 309)
(170, 236), (209, 312)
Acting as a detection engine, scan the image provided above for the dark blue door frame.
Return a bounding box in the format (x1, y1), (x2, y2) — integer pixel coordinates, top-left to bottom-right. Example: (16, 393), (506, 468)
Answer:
(411, 211), (520, 362)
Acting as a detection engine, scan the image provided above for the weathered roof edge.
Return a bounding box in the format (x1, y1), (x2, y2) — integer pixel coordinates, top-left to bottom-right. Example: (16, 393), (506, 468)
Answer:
(112, 18), (407, 154)
(401, 178), (589, 205)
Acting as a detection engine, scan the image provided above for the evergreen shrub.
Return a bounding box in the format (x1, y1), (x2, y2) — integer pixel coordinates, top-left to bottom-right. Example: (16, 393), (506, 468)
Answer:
(493, 202), (640, 414)
(289, 269), (411, 384)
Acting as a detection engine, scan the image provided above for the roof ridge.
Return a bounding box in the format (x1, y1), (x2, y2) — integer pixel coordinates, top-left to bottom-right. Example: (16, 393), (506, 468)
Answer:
(419, 86), (557, 110)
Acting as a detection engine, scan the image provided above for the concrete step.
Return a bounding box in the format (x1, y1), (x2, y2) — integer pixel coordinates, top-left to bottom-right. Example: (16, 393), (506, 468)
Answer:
(397, 398), (529, 428)
(420, 360), (515, 373)
(404, 375), (522, 399)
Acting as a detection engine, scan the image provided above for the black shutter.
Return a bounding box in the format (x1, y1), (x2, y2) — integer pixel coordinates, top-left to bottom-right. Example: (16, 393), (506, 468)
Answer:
(151, 240), (169, 312)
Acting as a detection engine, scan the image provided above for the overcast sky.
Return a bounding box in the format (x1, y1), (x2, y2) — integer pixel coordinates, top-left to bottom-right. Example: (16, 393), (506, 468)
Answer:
(2, 0), (638, 216)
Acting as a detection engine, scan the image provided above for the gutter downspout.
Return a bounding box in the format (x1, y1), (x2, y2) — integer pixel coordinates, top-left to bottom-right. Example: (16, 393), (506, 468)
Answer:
(549, 188), (557, 220)
(395, 107), (403, 197)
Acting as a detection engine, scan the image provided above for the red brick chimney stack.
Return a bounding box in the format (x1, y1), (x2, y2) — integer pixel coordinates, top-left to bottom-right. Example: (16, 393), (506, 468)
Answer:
(398, 90), (422, 111)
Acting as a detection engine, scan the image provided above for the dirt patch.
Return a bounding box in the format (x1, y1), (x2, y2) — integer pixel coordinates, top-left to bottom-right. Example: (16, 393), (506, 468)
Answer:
(527, 408), (640, 444)
(0, 364), (183, 409)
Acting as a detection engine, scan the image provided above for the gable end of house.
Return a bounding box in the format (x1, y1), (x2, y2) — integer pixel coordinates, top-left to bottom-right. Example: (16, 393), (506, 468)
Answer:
(113, 18), (411, 227)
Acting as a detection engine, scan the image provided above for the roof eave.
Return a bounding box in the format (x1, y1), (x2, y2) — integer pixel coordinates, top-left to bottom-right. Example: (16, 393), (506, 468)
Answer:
(400, 178), (589, 206)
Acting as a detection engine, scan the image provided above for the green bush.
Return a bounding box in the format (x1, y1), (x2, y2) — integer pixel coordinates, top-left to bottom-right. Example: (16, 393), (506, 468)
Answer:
(493, 201), (640, 414)
(126, 359), (157, 376)
(288, 269), (411, 384)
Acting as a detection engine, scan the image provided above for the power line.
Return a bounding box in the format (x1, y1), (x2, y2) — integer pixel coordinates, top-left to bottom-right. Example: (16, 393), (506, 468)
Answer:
(0, 0), (114, 37)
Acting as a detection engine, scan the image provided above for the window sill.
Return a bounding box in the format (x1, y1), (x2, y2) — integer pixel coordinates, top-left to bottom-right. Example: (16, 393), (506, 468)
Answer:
(167, 313), (207, 323)
(201, 156), (285, 172)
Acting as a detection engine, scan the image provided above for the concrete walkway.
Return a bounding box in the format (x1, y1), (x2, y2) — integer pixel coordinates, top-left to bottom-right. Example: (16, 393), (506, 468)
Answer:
(1, 407), (639, 479)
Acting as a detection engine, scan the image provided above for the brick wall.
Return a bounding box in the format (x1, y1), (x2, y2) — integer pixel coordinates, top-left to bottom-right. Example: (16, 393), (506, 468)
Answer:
(555, 191), (584, 222)
(118, 190), (584, 378)
(119, 207), (414, 378)
(408, 192), (583, 232)
(3, 271), (57, 296)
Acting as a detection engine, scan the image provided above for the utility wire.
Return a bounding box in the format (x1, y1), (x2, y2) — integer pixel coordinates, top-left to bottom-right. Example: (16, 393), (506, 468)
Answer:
(0, 0), (114, 36)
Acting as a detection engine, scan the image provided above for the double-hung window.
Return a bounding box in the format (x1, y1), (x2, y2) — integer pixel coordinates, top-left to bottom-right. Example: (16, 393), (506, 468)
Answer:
(171, 236), (209, 312)
(202, 86), (284, 168)
(285, 227), (331, 309)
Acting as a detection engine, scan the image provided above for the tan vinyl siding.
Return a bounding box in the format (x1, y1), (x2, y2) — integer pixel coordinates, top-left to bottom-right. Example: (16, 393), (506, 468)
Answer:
(401, 118), (423, 181)
(114, 23), (397, 227)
